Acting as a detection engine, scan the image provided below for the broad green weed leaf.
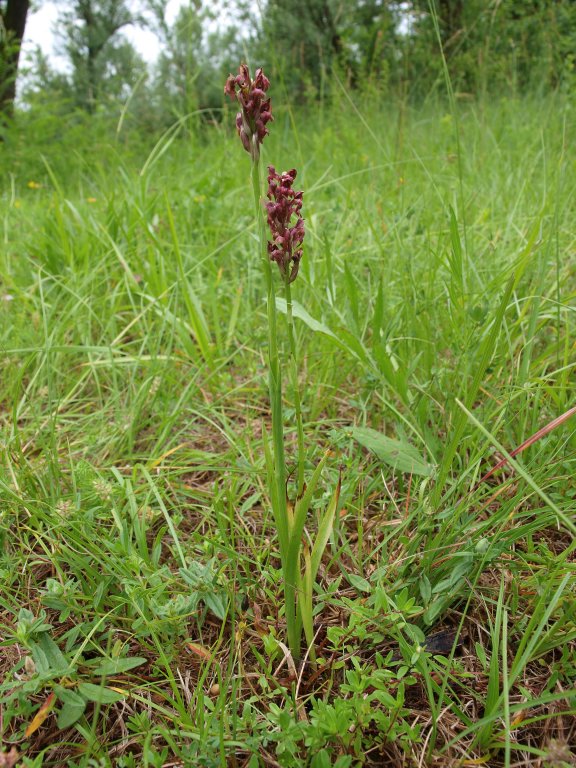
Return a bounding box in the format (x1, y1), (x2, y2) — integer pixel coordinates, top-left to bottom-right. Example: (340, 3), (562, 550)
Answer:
(204, 593), (228, 621)
(351, 427), (433, 476)
(55, 688), (86, 729)
(347, 573), (371, 593)
(77, 683), (125, 704)
(311, 750), (332, 768)
(33, 634), (69, 674)
(91, 657), (147, 676)
(57, 699), (86, 729)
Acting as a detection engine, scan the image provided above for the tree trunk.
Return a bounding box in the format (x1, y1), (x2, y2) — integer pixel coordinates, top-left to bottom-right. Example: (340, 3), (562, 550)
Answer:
(0, 0), (30, 116)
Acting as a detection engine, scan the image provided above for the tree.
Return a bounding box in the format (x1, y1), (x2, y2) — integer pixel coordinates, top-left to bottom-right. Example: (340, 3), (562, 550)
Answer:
(141, 0), (247, 124)
(151, 1), (204, 118)
(405, 0), (576, 95)
(259, 0), (347, 96)
(258, 0), (399, 98)
(0, 0), (30, 116)
(57, 0), (141, 111)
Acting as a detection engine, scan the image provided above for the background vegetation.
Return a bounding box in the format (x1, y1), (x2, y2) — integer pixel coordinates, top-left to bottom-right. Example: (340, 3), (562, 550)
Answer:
(0, 1), (575, 767)
(1, 0), (576, 128)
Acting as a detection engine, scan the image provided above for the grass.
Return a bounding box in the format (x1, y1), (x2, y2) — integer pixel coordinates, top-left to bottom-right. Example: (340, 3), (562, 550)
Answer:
(0, 90), (575, 767)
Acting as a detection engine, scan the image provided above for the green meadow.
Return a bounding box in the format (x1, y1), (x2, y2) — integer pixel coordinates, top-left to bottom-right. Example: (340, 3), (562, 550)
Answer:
(1, 92), (575, 767)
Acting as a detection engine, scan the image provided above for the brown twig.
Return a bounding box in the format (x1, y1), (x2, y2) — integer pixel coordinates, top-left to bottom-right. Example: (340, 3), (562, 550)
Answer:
(476, 403), (576, 488)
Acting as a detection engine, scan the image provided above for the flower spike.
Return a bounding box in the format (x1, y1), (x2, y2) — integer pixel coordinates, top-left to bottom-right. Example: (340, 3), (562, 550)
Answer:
(266, 166), (305, 284)
(224, 63), (273, 163)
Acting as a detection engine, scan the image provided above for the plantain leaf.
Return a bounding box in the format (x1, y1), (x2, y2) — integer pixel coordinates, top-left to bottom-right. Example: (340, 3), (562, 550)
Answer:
(351, 427), (433, 476)
(347, 573), (371, 593)
(55, 688), (86, 729)
(91, 656), (147, 676)
(77, 683), (125, 704)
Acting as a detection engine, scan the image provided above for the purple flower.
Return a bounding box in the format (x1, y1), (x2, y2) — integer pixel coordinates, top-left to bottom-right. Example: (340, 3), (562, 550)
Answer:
(224, 64), (273, 162)
(266, 166), (305, 284)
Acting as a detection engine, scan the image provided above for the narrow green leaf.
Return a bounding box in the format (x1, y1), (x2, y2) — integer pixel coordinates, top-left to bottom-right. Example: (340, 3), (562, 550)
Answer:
(309, 472), (341, 583)
(435, 275), (514, 498)
(262, 425), (288, 560)
(343, 261), (360, 330)
(287, 451), (331, 575)
(166, 197), (213, 367)
(457, 399), (576, 536)
(299, 546), (315, 660)
(139, 117), (183, 176)
(225, 284), (243, 351)
(448, 205), (464, 295)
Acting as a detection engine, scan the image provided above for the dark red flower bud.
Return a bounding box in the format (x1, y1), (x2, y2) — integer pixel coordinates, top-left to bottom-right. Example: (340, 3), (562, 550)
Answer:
(265, 166), (305, 283)
(225, 64), (273, 163)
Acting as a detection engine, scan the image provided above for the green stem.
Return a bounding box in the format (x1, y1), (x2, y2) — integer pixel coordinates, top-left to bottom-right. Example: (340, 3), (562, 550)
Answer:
(284, 274), (306, 654)
(251, 156), (300, 656)
(284, 276), (305, 497)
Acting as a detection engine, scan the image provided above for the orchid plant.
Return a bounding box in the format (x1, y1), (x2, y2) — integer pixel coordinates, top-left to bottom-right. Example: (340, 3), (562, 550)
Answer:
(225, 64), (340, 663)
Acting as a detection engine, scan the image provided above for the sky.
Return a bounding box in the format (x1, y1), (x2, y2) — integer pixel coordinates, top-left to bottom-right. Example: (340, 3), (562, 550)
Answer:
(22, 0), (188, 72)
